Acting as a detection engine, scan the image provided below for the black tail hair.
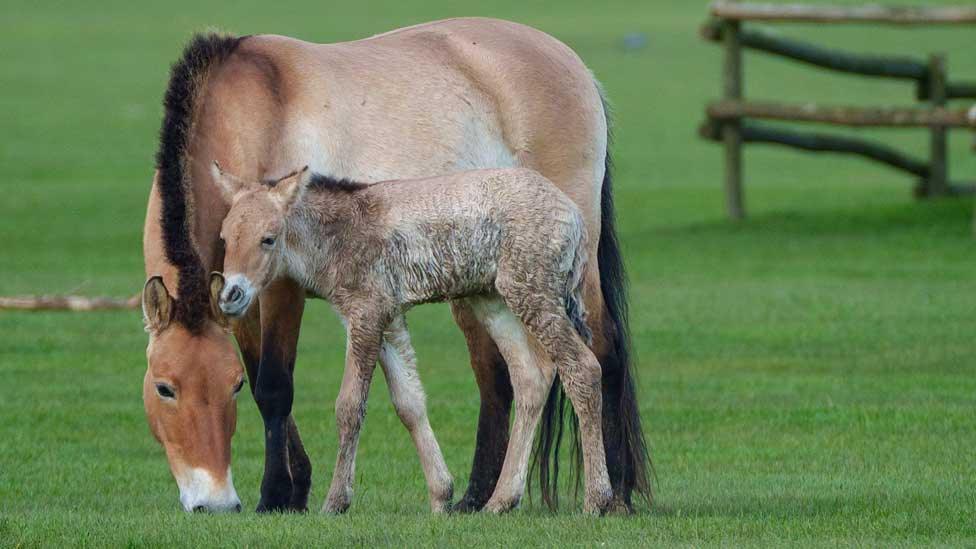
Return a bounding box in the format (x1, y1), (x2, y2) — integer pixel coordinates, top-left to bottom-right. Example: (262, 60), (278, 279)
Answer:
(531, 91), (652, 510)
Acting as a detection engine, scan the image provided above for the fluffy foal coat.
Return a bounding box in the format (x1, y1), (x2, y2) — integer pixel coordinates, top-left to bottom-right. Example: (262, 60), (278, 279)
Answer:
(214, 165), (614, 514)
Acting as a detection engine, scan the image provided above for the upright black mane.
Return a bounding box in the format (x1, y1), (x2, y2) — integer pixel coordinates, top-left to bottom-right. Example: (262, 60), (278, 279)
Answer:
(155, 32), (244, 332)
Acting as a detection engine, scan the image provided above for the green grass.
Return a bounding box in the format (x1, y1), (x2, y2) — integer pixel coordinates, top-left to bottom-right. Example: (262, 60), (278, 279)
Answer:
(2, 0), (976, 546)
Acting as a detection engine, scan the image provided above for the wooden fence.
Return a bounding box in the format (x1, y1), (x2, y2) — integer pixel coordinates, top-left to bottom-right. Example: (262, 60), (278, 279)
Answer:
(699, 2), (976, 220)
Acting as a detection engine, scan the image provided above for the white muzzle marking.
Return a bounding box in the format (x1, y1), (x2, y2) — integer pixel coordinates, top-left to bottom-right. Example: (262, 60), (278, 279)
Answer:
(177, 467), (241, 513)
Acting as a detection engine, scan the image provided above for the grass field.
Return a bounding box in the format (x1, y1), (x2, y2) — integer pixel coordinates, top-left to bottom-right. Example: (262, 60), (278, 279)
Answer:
(2, 0), (976, 546)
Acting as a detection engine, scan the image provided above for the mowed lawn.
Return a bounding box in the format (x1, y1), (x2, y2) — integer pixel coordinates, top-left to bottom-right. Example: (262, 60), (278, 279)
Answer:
(2, 0), (976, 546)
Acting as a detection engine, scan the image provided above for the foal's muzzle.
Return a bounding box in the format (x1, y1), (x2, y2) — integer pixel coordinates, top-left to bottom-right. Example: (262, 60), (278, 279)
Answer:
(219, 275), (254, 317)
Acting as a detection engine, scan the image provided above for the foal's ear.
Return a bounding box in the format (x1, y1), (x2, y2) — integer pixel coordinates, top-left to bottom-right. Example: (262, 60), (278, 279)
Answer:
(142, 276), (173, 334)
(270, 166), (311, 213)
(208, 272), (229, 328)
(211, 161), (246, 203)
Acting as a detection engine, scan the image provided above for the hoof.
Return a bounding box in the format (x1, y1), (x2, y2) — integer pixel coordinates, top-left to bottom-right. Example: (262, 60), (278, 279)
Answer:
(483, 495), (520, 514)
(255, 501), (289, 514)
(430, 482), (454, 514)
(606, 497), (633, 516)
(450, 496), (485, 514)
(321, 494), (351, 515)
(582, 491), (615, 516)
(430, 495), (453, 514)
(288, 486), (311, 512)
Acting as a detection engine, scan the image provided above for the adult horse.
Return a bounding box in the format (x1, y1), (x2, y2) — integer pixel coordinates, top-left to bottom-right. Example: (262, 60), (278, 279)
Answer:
(141, 17), (650, 513)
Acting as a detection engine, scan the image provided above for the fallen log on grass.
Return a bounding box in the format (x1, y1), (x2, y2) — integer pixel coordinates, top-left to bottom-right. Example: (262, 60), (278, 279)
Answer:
(0, 294), (139, 311)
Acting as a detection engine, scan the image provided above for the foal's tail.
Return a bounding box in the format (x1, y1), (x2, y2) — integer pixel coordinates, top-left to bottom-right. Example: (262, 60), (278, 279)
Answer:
(565, 222), (592, 347)
(532, 85), (653, 511)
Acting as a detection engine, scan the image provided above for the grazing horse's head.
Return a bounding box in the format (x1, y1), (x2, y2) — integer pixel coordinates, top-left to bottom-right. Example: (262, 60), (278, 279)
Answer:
(212, 163), (310, 318)
(141, 275), (244, 513)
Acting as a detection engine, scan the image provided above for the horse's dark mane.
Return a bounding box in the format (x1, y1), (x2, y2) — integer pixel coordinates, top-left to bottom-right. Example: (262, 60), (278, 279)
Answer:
(155, 32), (244, 332)
(306, 173), (370, 193)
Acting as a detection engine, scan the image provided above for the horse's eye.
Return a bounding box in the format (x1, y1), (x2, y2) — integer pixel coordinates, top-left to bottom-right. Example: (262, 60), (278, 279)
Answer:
(233, 378), (245, 395)
(261, 236), (276, 248)
(156, 383), (176, 400)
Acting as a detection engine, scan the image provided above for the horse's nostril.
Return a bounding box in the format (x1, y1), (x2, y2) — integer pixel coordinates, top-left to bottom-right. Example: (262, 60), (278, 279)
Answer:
(192, 505), (207, 513)
(233, 503), (242, 513)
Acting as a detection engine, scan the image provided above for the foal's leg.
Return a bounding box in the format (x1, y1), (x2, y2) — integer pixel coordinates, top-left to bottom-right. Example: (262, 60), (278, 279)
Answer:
(449, 301), (513, 513)
(322, 314), (385, 514)
(467, 297), (555, 513)
(503, 295), (614, 515)
(378, 315), (453, 512)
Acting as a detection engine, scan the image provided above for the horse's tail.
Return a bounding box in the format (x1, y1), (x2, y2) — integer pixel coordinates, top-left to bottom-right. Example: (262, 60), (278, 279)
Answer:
(532, 85), (652, 510)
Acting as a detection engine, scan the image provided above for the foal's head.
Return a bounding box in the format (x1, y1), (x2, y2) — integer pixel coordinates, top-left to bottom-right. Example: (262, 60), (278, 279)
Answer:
(214, 163), (311, 318)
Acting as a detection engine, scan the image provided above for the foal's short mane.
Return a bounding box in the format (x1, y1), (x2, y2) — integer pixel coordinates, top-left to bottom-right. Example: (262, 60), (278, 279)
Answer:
(155, 32), (245, 332)
(306, 173), (370, 193)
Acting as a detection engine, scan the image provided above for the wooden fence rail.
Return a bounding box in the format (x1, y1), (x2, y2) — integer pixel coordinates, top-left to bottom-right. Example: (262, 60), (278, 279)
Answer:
(710, 3), (976, 25)
(702, 2), (976, 219)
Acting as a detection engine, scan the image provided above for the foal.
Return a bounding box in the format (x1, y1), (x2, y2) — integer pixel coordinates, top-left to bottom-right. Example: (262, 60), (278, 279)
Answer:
(213, 164), (614, 514)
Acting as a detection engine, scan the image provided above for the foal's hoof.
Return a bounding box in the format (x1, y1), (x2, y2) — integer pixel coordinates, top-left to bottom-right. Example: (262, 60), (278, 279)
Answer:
(430, 497), (453, 514)
(582, 491), (615, 516)
(606, 497), (633, 516)
(483, 495), (520, 514)
(321, 494), (351, 515)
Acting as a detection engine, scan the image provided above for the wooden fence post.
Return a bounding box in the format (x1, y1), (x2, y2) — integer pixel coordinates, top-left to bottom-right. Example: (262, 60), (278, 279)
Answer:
(722, 19), (745, 220)
(926, 54), (948, 197)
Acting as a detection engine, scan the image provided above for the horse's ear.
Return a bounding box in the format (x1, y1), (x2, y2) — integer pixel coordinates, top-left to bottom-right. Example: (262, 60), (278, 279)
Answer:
(142, 276), (173, 333)
(270, 166), (311, 213)
(211, 161), (246, 203)
(208, 271), (229, 328)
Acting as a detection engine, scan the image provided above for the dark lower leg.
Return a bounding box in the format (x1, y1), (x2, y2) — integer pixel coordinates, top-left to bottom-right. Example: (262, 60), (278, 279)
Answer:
(253, 279), (306, 513)
(286, 417), (312, 511)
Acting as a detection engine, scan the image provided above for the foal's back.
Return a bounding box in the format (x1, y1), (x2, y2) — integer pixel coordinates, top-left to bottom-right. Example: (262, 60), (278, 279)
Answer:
(365, 168), (585, 304)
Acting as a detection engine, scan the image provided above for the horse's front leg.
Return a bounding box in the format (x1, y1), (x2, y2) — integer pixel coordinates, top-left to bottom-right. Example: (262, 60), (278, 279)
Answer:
(322, 312), (385, 514)
(250, 278), (306, 513)
(233, 292), (313, 512)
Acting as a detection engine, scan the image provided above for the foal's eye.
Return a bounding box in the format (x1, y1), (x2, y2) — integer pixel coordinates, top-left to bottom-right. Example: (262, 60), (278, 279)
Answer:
(155, 383), (176, 400)
(260, 236), (276, 248)
(233, 378), (245, 395)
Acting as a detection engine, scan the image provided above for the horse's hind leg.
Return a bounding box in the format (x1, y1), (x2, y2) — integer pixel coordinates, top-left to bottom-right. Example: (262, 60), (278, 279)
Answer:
(466, 297), (555, 513)
(498, 288), (613, 514)
(378, 315), (454, 512)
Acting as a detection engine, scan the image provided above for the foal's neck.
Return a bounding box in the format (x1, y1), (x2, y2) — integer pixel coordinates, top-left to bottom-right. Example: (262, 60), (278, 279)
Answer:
(283, 184), (375, 295)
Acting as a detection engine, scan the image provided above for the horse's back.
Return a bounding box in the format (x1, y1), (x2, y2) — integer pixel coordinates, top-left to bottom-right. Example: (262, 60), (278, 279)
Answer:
(233, 20), (605, 191)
